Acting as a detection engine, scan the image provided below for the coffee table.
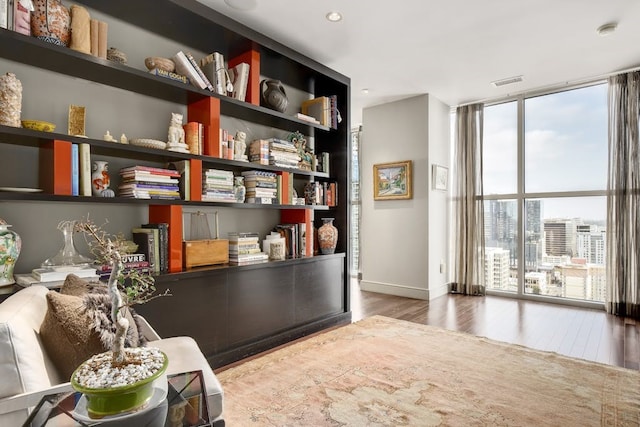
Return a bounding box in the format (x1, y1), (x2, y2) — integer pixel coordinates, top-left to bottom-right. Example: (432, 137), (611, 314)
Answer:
(23, 370), (223, 427)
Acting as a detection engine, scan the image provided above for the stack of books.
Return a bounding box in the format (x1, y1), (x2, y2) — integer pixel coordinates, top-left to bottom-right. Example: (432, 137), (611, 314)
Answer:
(202, 168), (235, 202)
(268, 138), (300, 169)
(228, 232), (268, 265)
(119, 166), (181, 200)
(241, 171), (278, 204)
(15, 266), (99, 289)
(96, 253), (151, 280)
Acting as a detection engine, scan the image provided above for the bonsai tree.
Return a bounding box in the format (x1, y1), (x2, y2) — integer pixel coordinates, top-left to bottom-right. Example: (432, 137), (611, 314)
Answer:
(74, 218), (169, 364)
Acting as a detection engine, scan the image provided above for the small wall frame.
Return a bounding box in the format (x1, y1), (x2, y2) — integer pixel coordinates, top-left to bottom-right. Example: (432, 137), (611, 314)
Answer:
(373, 160), (413, 200)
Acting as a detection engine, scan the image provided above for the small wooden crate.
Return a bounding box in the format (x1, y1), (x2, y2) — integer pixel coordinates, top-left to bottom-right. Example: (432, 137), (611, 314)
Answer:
(183, 239), (229, 268)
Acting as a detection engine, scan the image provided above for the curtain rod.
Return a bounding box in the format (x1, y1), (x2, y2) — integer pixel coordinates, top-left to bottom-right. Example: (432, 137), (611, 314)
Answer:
(455, 64), (640, 108)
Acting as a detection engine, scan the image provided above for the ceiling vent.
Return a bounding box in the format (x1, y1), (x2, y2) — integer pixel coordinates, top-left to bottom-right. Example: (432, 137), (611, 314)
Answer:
(491, 75), (524, 88)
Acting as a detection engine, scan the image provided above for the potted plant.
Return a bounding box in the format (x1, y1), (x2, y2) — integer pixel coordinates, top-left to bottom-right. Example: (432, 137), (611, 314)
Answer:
(70, 219), (170, 419)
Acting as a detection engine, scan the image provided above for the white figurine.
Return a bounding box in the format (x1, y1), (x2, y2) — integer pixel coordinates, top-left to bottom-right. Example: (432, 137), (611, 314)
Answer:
(120, 133), (128, 144)
(103, 130), (116, 142)
(167, 113), (185, 145)
(234, 131), (248, 161)
(166, 112), (190, 153)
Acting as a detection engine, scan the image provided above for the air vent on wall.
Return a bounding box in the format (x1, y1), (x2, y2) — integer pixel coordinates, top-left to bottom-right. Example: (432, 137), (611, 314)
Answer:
(491, 75), (524, 88)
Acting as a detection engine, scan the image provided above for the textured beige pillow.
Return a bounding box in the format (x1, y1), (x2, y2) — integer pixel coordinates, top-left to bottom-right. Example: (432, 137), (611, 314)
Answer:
(39, 275), (144, 380)
(39, 292), (105, 380)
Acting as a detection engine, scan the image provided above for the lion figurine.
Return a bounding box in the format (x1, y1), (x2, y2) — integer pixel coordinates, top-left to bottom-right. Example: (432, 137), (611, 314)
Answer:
(167, 112), (185, 146)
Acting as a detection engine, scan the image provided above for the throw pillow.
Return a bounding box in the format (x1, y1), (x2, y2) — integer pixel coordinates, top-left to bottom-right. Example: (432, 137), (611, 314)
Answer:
(39, 275), (147, 380)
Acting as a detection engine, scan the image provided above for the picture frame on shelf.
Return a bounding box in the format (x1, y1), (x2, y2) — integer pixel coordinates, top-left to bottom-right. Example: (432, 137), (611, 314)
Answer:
(373, 160), (412, 200)
(432, 164), (448, 191)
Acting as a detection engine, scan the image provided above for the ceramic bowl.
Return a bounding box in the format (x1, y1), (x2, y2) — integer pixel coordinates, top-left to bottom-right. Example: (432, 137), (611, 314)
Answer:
(21, 120), (56, 132)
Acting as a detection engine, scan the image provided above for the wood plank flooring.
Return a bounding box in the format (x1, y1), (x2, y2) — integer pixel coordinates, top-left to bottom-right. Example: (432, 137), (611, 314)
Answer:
(351, 280), (640, 370)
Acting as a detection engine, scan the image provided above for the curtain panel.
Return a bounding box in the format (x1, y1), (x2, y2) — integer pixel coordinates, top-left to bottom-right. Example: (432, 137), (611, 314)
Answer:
(452, 104), (486, 295)
(606, 71), (640, 319)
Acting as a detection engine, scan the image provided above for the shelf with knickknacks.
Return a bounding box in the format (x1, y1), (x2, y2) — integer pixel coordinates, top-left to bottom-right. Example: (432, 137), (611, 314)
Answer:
(288, 131), (313, 171)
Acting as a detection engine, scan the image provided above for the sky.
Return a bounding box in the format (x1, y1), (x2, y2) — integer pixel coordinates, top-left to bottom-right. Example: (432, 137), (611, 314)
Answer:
(482, 83), (608, 221)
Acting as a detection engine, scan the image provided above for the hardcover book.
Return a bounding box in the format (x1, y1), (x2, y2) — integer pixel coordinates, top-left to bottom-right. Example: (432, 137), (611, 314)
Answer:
(173, 50), (208, 90)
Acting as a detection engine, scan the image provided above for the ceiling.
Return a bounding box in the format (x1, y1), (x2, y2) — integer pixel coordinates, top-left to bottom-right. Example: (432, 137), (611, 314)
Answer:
(197, 0), (640, 125)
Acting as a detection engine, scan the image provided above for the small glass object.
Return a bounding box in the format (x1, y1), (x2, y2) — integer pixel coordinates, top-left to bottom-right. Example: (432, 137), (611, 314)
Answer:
(41, 220), (93, 269)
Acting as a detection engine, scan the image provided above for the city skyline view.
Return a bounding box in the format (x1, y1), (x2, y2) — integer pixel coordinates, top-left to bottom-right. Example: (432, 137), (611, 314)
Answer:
(481, 83), (608, 302)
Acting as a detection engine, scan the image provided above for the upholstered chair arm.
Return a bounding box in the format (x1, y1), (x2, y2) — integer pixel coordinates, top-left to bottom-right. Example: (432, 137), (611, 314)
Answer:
(134, 314), (162, 341)
(0, 382), (73, 415)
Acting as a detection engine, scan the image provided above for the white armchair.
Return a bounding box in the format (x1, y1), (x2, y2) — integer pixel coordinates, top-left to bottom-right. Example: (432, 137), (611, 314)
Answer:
(0, 285), (224, 425)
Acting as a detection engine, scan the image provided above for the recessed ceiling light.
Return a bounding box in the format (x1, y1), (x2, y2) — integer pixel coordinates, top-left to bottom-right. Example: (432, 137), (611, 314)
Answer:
(362, 88), (369, 94)
(596, 22), (617, 36)
(326, 11), (342, 22)
(224, 0), (257, 11)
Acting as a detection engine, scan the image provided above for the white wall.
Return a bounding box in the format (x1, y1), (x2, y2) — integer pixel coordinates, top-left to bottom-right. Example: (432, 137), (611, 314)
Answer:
(360, 94), (450, 300)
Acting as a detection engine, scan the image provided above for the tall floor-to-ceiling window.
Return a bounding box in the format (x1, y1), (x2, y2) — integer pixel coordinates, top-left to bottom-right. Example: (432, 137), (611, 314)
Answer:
(482, 83), (608, 304)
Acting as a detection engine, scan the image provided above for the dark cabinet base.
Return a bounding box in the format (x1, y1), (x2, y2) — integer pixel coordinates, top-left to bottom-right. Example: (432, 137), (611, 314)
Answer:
(136, 254), (350, 368)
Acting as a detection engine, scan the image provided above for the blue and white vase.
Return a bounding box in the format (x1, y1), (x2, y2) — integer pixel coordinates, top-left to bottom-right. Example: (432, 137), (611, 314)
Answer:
(0, 218), (21, 286)
(234, 176), (246, 203)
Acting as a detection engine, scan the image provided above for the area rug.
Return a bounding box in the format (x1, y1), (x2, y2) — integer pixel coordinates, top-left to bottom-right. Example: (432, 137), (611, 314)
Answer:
(217, 315), (640, 426)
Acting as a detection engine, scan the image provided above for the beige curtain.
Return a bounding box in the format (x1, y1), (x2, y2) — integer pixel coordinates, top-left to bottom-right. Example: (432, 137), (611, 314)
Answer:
(606, 71), (640, 319)
(452, 104), (485, 295)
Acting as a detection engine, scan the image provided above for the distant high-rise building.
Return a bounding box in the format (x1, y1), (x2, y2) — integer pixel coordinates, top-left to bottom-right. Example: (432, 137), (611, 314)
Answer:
(485, 247), (511, 290)
(544, 219), (579, 257)
(576, 225), (606, 265)
(484, 201), (517, 265)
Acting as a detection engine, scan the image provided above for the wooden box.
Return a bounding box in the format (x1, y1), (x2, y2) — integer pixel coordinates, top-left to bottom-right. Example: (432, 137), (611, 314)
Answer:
(183, 239), (229, 268)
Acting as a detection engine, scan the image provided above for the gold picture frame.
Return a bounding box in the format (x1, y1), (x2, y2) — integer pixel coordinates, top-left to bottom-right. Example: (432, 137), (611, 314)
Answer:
(373, 160), (413, 200)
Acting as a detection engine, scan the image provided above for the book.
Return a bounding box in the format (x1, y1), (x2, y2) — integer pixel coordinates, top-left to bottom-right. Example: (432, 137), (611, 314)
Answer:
(228, 62), (249, 101)
(201, 51), (227, 95)
(71, 143), (79, 196)
(173, 50), (208, 90)
(132, 228), (159, 273)
(148, 67), (189, 85)
(142, 223), (169, 274)
(301, 97), (330, 127)
(31, 267), (98, 282)
(79, 143), (92, 196)
(185, 51), (214, 91)
(183, 122), (200, 155)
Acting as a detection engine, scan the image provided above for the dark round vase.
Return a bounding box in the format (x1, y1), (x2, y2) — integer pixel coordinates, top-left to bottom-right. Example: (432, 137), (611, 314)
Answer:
(261, 79), (288, 113)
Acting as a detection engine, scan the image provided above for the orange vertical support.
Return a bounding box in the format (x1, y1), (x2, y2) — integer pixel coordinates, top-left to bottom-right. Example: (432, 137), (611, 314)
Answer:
(39, 139), (72, 195)
(188, 97), (221, 158)
(228, 47), (260, 106)
(149, 204), (183, 272)
(281, 208), (313, 257)
(189, 159), (202, 202)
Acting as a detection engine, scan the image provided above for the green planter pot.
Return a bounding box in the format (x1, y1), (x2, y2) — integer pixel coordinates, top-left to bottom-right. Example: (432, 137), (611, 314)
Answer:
(71, 350), (168, 419)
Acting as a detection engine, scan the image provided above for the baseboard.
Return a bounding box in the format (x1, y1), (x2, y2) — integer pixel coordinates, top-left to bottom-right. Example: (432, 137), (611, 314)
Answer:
(209, 312), (352, 369)
(360, 280), (429, 300)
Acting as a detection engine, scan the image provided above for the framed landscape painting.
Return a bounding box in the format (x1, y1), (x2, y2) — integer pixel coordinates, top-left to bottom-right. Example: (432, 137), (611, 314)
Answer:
(373, 160), (412, 200)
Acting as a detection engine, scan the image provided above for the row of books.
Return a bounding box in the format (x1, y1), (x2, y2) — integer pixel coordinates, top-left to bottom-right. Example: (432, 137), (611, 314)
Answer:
(273, 223), (309, 259)
(306, 181), (338, 206)
(118, 165), (181, 200)
(131, 223), (170, 274)
(183, 122), (205, 155)
(301, 95), (340, 129)
(169, 50), (250, 102)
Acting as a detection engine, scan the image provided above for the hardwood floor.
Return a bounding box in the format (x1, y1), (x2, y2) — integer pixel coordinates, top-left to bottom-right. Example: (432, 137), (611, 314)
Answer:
(351, 280), (640, 370)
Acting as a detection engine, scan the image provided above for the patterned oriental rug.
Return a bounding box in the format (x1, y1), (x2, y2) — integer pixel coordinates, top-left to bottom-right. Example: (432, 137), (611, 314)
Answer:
(217, 316), (640, 426)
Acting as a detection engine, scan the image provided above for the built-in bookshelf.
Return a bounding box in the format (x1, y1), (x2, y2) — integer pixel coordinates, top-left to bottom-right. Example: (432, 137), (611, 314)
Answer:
(0, 0), (350, 367)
